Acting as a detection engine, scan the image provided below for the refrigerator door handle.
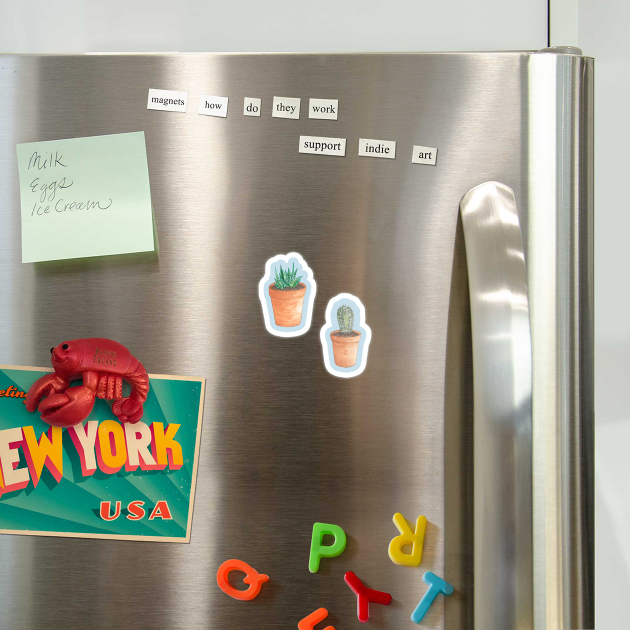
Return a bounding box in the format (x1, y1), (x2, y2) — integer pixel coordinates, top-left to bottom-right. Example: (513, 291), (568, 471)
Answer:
(460, 181), (533, 629)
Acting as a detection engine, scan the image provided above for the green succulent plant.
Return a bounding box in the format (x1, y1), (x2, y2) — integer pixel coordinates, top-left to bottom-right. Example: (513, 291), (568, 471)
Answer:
(273, 263), (303, 289)
(337, 305), (354, 334)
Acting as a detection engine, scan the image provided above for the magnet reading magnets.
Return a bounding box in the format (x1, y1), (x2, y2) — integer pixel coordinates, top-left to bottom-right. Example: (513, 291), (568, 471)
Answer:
(216, 559), (269, 601)
(25, 338), (149, 428)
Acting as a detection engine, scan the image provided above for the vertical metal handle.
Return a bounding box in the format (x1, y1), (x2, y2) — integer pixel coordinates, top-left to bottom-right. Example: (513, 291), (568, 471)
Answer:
(460, 181), (533, 629)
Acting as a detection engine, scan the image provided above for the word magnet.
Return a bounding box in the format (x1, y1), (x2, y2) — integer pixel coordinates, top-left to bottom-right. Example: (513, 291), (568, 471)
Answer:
(244, 97), (261, 116)
(198, 95), (228, 118)
(216, 559), (269, 601)
(309, 522), (346, 573)
(388, 512), (427, 567)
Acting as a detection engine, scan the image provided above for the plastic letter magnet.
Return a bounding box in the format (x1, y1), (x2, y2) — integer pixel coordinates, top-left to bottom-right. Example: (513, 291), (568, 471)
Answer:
(298, 607), (335, 630)
(309, 522), (347, 573)
(344, 571), (392, 622)
(410, 571), (454, 623)
(216, 559), (269, 601)
(388, 512), (427, 567)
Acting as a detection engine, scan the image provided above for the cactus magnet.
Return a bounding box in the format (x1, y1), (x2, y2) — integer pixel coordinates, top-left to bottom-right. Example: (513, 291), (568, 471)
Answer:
(259, 253), (317, 337)
(25, 338), (149, 427)
(320, 294), (372, 377)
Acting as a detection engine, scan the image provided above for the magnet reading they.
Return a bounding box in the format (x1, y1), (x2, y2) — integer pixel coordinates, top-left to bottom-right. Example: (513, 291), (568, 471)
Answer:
(259, 252), (317, 337)
(320, 294), (372, 378)
(216, 559), (269, 601)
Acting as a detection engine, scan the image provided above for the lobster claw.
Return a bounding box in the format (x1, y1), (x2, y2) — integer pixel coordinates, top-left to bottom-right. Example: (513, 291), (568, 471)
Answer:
(25, 373), (67, 413)
(37, 386), (96, 428)
(112, 398), (144, 424)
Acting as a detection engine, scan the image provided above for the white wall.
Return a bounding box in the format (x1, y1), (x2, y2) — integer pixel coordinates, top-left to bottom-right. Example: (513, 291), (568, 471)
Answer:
(0, 0), (547, 53)
(577, 1), (629, 627)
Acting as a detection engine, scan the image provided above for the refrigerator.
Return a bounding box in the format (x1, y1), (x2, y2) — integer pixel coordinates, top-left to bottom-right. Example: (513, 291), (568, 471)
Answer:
(0, 50), (593, 629)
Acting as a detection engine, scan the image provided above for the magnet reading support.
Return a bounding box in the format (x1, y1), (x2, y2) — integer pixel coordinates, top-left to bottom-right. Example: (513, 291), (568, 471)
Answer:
(344, 571), (392, 622)
(388, 512), (427, 567)
(410, 572), (454, 624)
(216, 559), (269, 601)
(308, 522), (347, 573)
(298, 607), (335, 630)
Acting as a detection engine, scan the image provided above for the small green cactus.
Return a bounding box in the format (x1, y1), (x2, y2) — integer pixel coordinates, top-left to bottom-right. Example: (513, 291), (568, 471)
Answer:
(337, 305), (354, 334)
(274, 263), (303, 289)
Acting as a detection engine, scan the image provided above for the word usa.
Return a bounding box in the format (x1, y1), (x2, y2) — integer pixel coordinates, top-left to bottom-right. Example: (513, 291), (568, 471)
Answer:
(0, 420), (183, 495)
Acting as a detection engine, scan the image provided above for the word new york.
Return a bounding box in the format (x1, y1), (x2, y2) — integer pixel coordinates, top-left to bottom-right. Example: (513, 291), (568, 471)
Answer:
(0, 420), (183, 496)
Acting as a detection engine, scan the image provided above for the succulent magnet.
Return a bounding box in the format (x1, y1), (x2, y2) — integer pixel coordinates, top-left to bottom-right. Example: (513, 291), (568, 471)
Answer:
(320, 294), (372, 377)
(258, 253), (317, 337)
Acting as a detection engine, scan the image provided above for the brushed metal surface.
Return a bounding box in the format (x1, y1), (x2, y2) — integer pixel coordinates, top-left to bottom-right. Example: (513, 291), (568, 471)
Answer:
(460, 182), (533, 630)
(527, 52), (595, 629)
(0, 52), (593, 629)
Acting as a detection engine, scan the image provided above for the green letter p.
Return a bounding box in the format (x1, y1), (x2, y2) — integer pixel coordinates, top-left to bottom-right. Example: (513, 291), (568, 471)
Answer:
(308, 522), (347, 573)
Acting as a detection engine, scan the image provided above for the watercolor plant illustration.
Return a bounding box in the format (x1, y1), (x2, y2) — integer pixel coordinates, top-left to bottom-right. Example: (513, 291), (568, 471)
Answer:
(269, 263), (305, 327)
(320, 293), (372, 377)
(331, 305), (361, 367)
(259, 253), (317, 337)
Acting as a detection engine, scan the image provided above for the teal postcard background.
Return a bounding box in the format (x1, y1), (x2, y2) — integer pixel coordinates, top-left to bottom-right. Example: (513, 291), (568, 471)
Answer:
(0, 367), (204, 542)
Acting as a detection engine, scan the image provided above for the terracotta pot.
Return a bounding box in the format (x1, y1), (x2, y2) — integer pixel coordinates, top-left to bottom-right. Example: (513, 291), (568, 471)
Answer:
(330, 330), (361, 367)
(269, 283), (306, 327)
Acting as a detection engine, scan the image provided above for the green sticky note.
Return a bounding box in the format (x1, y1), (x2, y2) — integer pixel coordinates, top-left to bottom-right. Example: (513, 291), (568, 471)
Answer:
(16, 132), (155, 263)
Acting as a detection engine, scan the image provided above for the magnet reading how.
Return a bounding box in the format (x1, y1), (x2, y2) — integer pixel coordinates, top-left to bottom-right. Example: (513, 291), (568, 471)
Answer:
(320, 294), (372, 378)
(259, 253), (317, 337)
(272, 96), (301, 119)
(309, 522), (347, 573)
(217, 559), (269, 601)
(198, 95), (229, 118)
(358, 138), (396, 159)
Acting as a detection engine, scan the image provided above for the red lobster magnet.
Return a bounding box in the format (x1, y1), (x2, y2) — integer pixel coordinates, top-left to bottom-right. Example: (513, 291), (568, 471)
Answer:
(26, 338), (149, 428)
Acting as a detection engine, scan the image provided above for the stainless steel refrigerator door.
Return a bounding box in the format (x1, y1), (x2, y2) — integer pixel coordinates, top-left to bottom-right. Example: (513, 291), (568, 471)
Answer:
(0, 52), (593, 629)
